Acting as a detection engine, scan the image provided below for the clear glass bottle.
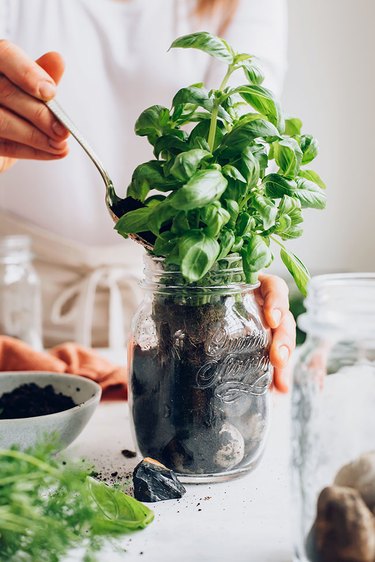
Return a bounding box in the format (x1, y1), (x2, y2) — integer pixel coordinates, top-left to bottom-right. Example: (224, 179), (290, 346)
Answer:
(292, 273), (375, 561)
(128, 255), (273, 482)
(0, 235), (42, 350)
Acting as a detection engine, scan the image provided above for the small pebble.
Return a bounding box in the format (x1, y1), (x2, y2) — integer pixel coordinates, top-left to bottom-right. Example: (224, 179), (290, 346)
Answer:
(121, 449), (137, 458)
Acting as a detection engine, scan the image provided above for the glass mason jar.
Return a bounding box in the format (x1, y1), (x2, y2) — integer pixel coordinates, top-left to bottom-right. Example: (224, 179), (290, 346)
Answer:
(292, 274), (375, 562)
(0, 235), (42, 350)
(128, 255), (273, 483)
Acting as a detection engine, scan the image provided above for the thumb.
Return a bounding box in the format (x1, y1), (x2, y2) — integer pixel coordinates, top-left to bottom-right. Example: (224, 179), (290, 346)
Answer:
(36, 51), (65, 85)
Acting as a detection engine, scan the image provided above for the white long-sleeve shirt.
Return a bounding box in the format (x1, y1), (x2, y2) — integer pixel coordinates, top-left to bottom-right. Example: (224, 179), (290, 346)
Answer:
(0, 0), (287, 347)
(0, 0), (287, 245)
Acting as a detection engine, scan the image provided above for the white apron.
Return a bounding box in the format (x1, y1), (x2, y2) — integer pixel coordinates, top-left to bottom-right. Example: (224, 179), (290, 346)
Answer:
(0, 211), (145, 349)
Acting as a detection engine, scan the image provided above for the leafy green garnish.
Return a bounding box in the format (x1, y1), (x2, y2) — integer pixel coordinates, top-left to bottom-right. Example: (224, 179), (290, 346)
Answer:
(116, 31), (326, 294)
(0, 442), (153, 561)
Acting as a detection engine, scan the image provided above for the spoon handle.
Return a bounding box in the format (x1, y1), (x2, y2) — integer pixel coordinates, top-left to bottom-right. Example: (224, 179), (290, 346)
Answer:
(46, 99), (112, 188)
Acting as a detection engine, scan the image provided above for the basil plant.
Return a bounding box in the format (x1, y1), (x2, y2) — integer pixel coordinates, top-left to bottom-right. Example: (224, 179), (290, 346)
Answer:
(115, 32), (326, 295)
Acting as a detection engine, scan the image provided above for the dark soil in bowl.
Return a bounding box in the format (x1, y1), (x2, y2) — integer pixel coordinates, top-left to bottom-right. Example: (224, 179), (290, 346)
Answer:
(0, 383), (76, 419)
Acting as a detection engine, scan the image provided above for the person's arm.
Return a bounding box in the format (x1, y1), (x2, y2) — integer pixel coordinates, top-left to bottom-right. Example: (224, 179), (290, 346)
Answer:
(257, 274), (296, 393)
(0, 41), (69, 173)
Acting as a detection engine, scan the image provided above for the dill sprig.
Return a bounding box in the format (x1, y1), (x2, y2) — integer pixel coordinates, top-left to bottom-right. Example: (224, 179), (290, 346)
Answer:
(0, 441), (153, 561)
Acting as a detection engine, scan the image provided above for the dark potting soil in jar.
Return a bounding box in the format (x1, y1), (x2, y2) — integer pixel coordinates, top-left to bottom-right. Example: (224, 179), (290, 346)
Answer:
(131, 297), (272, 475)
(0, 383), (76, 419)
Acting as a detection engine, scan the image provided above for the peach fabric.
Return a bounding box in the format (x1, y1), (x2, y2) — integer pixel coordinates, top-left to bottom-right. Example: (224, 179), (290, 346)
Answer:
(0, 336), (127, 400)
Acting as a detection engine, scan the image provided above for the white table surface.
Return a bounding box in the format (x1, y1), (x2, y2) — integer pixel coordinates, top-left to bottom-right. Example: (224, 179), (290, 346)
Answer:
(64, 392), (293, 562)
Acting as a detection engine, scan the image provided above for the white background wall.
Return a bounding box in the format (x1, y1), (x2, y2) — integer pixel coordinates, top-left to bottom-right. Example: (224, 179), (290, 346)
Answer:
(276, 0), (375, 277)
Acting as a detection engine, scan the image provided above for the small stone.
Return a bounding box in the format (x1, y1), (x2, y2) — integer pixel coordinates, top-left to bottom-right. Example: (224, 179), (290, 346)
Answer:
(121, 449), (137, 459)
(214, 422), (245, 470)
(133, 457), (186, 503)
(334, 452), (375, 510)
(313, 486), (375, 562)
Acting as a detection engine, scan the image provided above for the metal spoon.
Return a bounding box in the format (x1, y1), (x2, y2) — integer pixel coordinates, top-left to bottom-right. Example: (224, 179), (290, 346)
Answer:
(46, 99), (152, 249)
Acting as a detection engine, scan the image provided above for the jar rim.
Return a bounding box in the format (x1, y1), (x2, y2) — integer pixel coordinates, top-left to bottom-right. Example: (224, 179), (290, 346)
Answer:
(300, 272), (375, 337)
(308, 272), (375, 287)
(142, 253), (260, 292)
(0, 235), (32, 262)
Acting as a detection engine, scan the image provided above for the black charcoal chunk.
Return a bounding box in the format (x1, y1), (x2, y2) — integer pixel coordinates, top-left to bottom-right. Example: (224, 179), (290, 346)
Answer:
(133, 457), (186, 502)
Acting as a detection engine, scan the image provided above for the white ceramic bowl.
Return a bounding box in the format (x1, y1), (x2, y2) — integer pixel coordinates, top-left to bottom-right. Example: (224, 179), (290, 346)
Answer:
(0, 372), (101, 451)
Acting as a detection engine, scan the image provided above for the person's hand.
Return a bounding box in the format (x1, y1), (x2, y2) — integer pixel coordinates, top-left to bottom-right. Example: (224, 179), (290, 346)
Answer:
(0, 41), (69, 173)
(257, 274), (296, 392)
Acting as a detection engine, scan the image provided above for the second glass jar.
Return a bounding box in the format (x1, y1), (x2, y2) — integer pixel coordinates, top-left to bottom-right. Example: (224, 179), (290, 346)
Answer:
(292, 273), (375, 561)
(0, 235), (42, 350)
(128, 255), (273, 482)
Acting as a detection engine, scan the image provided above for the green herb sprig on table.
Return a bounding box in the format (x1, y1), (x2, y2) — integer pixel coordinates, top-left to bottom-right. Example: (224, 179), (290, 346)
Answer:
(0, 442), (153, 562)
(115, 32), (326, 295)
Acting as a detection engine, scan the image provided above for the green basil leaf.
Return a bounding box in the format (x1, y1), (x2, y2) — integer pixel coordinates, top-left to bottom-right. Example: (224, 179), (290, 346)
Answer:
(224, 199), (240, 226)
(263, 173), (297, 199)
(179, 231), (220, 282)
(171, 211), (191, 234)
(273, 137), (303, 178)
(127, 161), (176, 202)
(220, 178), (242, 202)
(278, 194), (300, 216)
(252, 194), (278, 230)
(170, 169), (227, 211)
(277, 220), (303, 240)
(145, 194), (166, 206)
(189, 135), (211, 151)
(232, 236), (244, 252)
(300, 134), (318, 164)
(263, 174), (325, 209)
(280, 248), (310, 296)
(235, 212), (253, 236)
(294, 178), (326, 209)
(189, 120), (224, 150)
(236, 147), (261, 187)
(114, 206), (153, 236)
(135, 105), (170, 143)
(243, 234), (273, 272)
(249, 143), (269, 173)
(89, 478), (154, 532)
(153, 231), (179, 256)
(240, 58), (265, 85)
(153, 131), (189, 159)
(275, 195), (303, 240)
(170, 32), (233, 64)
(285, 117), (303, 136)
(234, 113), (267, 127)
(170, 149), (211, 182)
(222, 164), (246, 183)
(172, 85), (210, 109)
(204, 206), (231, 237)
(277, 214), (292, 236)
(172, 85), (230, 122)
(219, 119), (281, 155)
(299, 169), (326, 189)
(148, 201), (176, 234)
(236, 85), (284, 132)
(217, 229), (236, 260)
(234, 53), (252, 62)
(200, 203), (218, 225)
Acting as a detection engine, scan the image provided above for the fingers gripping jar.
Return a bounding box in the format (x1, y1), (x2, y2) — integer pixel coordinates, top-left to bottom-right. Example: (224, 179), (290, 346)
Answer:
(0, 236), (42, 349)
(128, 255), (273, 482)
(292, 274), (375, 562)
